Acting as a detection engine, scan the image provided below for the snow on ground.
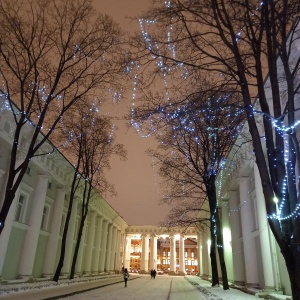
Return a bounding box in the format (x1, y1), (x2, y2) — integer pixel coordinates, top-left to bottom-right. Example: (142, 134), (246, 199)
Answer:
(0, 274), (291, 300)
(0, 275), (117, 296)
(186, 276), (257, 300)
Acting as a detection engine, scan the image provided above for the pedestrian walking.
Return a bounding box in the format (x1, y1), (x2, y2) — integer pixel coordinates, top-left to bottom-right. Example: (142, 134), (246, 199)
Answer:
(123, 268), (129, 287)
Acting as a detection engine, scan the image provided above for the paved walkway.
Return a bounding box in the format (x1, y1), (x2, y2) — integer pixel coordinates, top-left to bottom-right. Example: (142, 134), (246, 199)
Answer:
(56, 275), (207, 300)
(0, 274), (288, 300)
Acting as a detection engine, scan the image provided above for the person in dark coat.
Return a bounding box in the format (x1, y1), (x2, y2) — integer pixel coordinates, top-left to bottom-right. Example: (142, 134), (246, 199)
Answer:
(123, 268), (129, 287)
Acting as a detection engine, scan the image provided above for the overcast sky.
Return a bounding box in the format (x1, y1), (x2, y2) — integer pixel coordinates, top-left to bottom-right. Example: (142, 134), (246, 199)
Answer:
(93, 1), (171, 226)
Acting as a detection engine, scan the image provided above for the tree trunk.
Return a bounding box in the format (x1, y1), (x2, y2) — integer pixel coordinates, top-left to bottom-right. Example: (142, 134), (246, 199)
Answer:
(52, 195), (73, 282)
(215, 210), (229, 290)
(69, 218), (84, 279)
(210, 224), (219, 286)
(281, 216), (300, 300)
(206, 176), (229, 288)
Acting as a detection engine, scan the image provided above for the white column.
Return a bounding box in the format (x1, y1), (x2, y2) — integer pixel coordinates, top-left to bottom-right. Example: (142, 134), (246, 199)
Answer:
(254, 164), (276, 289)
(84, 211), (96, 274)
(99, 220), (108, 272)
(124, 235), (131, 269)
(221, 199), (234, 282)
(150, 235), (158, 270)
(62, 196), (78, 274)
(229, 189), (245, 285)
(197, 230), (203, 276)
(91, 216), (103, 273)
(43, 187), (65, 276)
(109, 226), (117, 271)
(115, 230), (122, 271)
(239, 177), (259, 287)
(179, 235), (185, 275)
(120, 233), (126, 269)
(170, 236), (176, 273)
(207, 230), (212, 278)
(75, 222), (87, 274)
(105, 223), (113, 272)
(19, 173), (49, 278)
(140, 235), (149, 272)
(202, 227), (209, 279)
(0, 184), (33, 275)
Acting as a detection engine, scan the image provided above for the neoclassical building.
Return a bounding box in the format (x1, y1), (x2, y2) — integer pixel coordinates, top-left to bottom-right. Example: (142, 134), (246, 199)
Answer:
(211, 19), (300, 298)
(0, 94), (294, 299)
(0, 96), (128, 281)
(0, 96), (204, 282)
(0, 18), (298, 299)
(124, 225), (200, 275)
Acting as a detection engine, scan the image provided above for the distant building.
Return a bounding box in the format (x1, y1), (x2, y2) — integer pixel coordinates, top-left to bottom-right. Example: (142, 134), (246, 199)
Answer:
(124, 225), (199, 275)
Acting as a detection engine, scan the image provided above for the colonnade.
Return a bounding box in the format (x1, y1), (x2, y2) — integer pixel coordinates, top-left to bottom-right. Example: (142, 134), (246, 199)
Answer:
(220, 162), (286, 293)
(124, 232), (207, 276)
(0, 171), (127, 280)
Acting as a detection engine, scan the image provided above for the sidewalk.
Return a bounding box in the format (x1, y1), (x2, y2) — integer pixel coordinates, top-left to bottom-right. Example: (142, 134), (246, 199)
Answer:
(0, 274), (138, 300)
(0, 274), (292, 300)
(185, 276), (291, 300)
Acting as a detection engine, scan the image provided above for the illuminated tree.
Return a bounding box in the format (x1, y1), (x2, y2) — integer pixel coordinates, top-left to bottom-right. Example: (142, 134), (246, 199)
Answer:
(139, 87), (245, 288)
(0, 0), (124, 235)
(53, 99), (126, 282)
(136, 1), (300, 298)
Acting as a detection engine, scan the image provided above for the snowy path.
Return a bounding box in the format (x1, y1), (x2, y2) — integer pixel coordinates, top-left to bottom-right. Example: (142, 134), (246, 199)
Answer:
(1, 274), (281, 300)
(58, 276), (207, 300)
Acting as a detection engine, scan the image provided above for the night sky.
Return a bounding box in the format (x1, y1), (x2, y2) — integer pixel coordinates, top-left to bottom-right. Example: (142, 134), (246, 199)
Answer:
(93, 1), (171, 226)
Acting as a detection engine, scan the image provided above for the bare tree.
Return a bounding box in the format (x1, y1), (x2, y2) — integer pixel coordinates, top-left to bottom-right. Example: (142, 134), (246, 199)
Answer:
(53, 100), (126, 281)
(0, 0), (124, 235)
(140, 88), (245, 289)
(135, 1), (300, 298)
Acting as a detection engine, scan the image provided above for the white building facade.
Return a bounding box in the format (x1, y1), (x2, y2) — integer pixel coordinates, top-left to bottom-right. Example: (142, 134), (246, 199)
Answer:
(214, 18), (300, 297)
(0, 99), (128, 281)
(0, 95), (294, 298)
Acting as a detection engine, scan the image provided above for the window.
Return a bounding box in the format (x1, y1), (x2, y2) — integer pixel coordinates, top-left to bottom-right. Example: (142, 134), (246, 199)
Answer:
(41, 206), (49, 231)
(48, 182), (52, 189)
(15, 194), (26, 222)
(185, 252), (188, 258)
(60, 214), (66, 236)
(26, 167), (31, 175)
(191, 252), (194, 258)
